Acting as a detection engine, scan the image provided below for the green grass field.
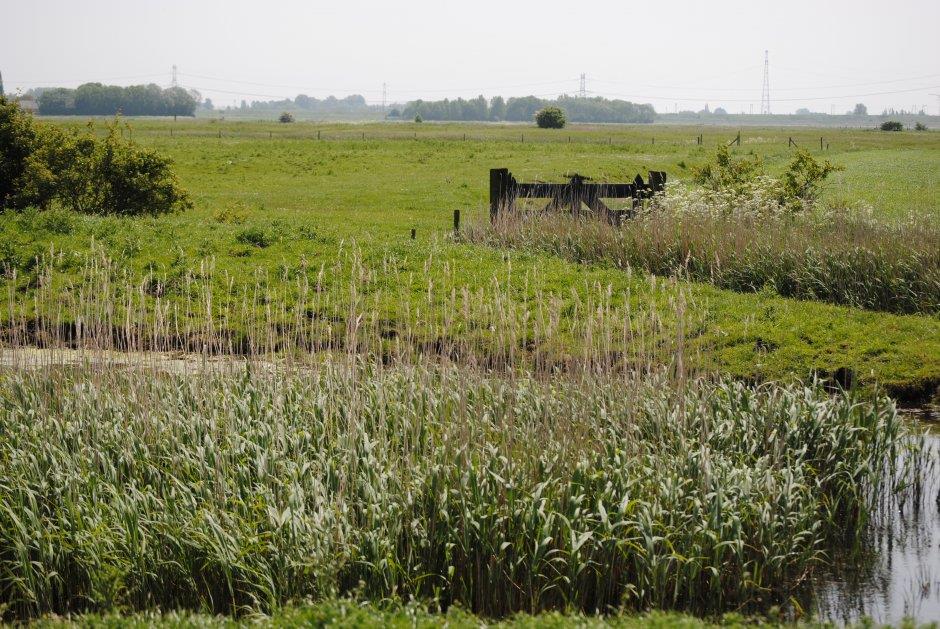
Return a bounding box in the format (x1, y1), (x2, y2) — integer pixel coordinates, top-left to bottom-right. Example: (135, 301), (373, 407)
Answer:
(3, 119), (939, 399)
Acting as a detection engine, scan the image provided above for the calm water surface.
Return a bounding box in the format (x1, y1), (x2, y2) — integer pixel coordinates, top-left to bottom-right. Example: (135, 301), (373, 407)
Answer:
(812, 408), (940, 624)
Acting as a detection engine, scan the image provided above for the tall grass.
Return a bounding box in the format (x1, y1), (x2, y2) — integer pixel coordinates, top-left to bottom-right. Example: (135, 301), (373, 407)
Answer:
(0, 356), (920, 619)
(2, 246), (698, 376)
(465, 208), (940, 316)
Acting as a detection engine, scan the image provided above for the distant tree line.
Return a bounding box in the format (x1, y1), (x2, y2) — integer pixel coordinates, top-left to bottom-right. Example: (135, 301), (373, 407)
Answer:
(398, 95), (656, 123)
(37, 83), (198, 116)
(232, 94), (376, 114)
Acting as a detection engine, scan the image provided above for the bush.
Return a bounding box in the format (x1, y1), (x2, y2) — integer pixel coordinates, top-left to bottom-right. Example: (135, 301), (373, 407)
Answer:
(278, 111), (295, 123)
(691, 145), (840, 213)
(0, 98), (40, 210)
(880, 121), (903, 131)
(235, 226), (272, 248)
(1, 105), (191, 216)
(535, 106), (566, 129)
(915, 122), (928, 131)
(413, 114), (423, 123)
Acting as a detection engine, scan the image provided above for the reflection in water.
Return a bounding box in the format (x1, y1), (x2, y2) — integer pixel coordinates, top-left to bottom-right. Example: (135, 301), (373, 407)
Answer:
(812, 408), (940, 624)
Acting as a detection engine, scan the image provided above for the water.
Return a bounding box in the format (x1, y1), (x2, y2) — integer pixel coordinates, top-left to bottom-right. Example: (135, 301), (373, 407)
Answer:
(812, 408), (940, 624)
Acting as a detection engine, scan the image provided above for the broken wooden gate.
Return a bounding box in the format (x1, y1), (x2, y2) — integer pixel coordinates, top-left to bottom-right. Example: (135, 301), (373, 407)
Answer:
(489, 168), (666, 225)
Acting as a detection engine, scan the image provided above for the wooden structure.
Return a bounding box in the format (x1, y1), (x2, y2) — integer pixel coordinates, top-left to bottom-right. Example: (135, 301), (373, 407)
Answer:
(490, 168), (666, 225)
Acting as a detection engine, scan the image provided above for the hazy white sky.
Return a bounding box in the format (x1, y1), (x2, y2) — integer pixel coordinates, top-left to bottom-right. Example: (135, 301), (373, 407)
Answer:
(2, 0), (939, 114)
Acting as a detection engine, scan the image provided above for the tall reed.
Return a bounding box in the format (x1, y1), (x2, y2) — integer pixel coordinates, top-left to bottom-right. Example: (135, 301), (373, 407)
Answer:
(0, 357), (920, 619)
(465, 208), (940, 316)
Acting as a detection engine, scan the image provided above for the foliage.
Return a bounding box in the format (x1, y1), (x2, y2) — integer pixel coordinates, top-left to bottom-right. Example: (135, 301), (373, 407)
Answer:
(414, 113), (423, 123)
(235, 225), (272, 248)
(915, 122), (928, 131)
(278, 111), (295, 123)
(880, 121), (903, 131)
(0, 349), (919, 619)
(0, 108), (190, 215)
(853, 103), (868, 115)
(402, 95), (655, 124)
(692, 144), (764, 196)
(535, 106), (566, 129)
(38, 83), (197, 117)
(779, 150), (842, 209)
(0, 97), (41, 209)
(691, 145), (841, 213)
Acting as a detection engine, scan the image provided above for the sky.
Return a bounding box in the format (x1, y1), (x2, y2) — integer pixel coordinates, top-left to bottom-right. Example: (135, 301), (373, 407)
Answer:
(2, 0), (939, 115)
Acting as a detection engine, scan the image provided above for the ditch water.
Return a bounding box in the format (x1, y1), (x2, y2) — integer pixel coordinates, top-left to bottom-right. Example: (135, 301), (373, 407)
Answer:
(811, 407), (940, 624)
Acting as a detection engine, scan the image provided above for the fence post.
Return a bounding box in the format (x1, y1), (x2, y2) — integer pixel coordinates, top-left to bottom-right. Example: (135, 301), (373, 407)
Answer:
(410, 228), (416, 240)
(453, 209), (461, 234)
(820, 137), (824, 150)
(317, 130), (321, 140)
(490, 168), (509, 223)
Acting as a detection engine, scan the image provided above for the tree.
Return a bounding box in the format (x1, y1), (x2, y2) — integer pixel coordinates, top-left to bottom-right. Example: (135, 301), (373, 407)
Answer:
(1, 108), (190, 214)
(414, 114), (423, 123)
(535, 106), (566, 129)
(880, 121), (903, 131)
(489, 96), (506, 121)
(279, 111), (295, 123)
(853, 103), (868, 115)
(713, 107), (728, 115)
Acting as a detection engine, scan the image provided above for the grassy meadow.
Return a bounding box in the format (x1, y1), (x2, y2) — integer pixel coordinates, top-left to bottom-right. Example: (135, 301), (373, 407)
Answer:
(2, 119), (938, 398)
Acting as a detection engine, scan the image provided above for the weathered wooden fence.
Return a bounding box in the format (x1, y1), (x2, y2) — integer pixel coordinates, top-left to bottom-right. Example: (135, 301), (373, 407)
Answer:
(490, 168), (666, 224)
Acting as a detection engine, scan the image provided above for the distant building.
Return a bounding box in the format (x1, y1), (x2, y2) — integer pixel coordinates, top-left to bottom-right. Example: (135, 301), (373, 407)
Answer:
(15, 95), (39, 114)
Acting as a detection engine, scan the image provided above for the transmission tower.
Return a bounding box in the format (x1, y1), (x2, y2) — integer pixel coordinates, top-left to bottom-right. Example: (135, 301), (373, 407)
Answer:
(760, 51), (770, 114)
(579, 73), (586, 98)
(171, 65), (179, 88)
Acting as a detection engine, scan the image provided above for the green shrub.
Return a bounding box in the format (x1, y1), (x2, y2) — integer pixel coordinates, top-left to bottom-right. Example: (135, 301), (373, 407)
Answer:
(0, 97), (41, 210)
(278, 111), (295, 123)
(915, 122), (928, 131)
(0, 106), (190, 216)
(779, 150), (842, 210)
(235, 225), (272, 248)
(414, 114), (423, 123)
(880, 121), (903, 131)
(692, 145), (840, 213)
(692, 144), (762, 196)
(535, 106), (566, 129)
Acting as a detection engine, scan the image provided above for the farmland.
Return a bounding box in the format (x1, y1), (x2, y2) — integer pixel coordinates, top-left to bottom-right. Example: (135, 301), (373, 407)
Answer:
(2, 119), (938, 396)
(1, 115), (939, 624)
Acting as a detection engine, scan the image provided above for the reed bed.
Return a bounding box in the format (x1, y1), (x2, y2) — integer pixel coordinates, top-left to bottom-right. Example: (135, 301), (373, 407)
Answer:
(2, 246), (698, 377)
(0, 354), (921, 620)
(465, 208), (940, 316)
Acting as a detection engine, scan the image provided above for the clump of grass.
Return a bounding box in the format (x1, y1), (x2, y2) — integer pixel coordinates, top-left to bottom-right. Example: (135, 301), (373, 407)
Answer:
(465, 206), (940, 316)
(234, 225), (273, 248)
(0, 355), (920, 620)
